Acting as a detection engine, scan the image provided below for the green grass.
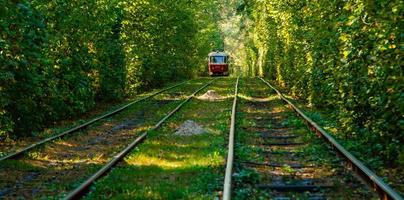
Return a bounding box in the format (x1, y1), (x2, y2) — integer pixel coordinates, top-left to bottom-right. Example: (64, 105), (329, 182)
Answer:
(84, 78), (236, 199)
(232, 78), (276, 199)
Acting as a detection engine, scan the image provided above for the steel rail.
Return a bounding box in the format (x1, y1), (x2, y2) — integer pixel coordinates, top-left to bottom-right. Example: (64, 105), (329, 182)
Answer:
(63, 79), (215, 200)
(222, 76), (239, 200)
(0, 81), (188, 162)
(258, 77), (403, 200)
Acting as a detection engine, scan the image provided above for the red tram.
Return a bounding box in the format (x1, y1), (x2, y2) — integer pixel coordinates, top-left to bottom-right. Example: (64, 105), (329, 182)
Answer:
(208, 51), (229, 76)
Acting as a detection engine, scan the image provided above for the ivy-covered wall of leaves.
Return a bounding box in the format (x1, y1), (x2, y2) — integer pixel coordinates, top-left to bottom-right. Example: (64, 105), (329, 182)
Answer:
(0, 0), (223, 138)
(238, 0), (403, 167)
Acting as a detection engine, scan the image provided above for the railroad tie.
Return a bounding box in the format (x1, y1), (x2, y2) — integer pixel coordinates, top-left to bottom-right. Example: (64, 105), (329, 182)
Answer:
(258, 184), (333, 192)
(261, 135), (299, 139)
(240, 161), (316, 168)
(263, 142), (305, 146)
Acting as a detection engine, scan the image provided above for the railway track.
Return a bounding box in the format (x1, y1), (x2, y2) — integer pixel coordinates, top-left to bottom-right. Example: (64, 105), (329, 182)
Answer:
(0, 81), (187, 163)
(64, 79), (214, 199)
(222, 78), (403, 200)
(1, 77), (402, 199)
(83, 77), (238, 199)
(0, 78), (213, 199)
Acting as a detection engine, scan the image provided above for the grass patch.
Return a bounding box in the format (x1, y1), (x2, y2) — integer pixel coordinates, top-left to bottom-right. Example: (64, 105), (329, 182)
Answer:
(84, 78), (236, 199)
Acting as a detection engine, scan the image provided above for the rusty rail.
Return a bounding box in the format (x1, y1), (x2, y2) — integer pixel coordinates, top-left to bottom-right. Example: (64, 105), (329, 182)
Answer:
(63, 79), (214, 200)
(222, 76), (239, 200)
(258, 77), (403, 200)
(0, 81), (188, 162)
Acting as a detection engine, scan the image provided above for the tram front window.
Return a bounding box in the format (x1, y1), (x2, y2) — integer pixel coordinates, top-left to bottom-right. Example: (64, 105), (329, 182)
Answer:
(210, 56), (226, 64)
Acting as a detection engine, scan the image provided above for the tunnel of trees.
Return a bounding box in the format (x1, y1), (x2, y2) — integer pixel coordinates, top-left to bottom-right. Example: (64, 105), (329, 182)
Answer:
(1, 0), (403, 169)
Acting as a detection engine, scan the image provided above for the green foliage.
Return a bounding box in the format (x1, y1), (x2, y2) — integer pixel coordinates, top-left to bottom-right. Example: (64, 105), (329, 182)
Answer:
(237, 0), (403, 166)
(121, 0), (223, 93)
(121, 0), (197, 92)
(233, 168), (262, 199)
(0, 0), (224, 138)
(1, 1), (49, 136)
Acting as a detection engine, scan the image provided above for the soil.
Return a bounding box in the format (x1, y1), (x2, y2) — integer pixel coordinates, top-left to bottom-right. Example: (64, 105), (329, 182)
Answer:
(197, 90), (224, 101)
(174, 120), (206, 136)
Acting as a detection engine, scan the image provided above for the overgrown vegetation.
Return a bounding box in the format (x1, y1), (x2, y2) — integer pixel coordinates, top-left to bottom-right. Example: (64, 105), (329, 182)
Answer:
(84, 78), (234, 199)
(0, 80), (209, 198)
(1, 0), (402, 182)
(234, 78), (376, 199)
(0, 0), (223, 138)
(229, 0), (403, 167)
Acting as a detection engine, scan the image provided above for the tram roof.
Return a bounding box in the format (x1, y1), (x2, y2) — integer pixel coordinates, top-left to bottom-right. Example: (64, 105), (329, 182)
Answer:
(208, 51), (229, 57)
